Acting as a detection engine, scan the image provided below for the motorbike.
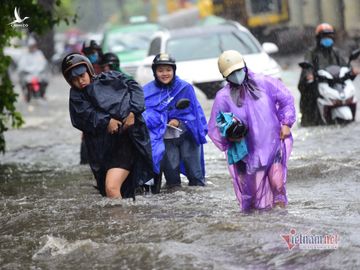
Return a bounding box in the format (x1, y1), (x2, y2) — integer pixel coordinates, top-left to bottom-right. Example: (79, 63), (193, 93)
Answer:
(299, 49), (360, 125)
(20, 71), (48, 102)
(17, 48), (49, 103)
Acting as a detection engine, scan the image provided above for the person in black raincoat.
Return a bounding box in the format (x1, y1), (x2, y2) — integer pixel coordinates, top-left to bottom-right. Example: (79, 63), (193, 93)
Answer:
(298, 23), (347, 126)
(62, 53), (153, 199)
(79, 40), (104, 165)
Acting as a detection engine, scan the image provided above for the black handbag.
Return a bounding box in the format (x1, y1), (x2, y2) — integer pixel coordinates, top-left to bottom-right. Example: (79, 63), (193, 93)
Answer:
(226, 119), (248, 139)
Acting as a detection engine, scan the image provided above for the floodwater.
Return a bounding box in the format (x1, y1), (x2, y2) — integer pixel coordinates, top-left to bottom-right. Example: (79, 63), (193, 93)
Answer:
(1, 57), (360, 269)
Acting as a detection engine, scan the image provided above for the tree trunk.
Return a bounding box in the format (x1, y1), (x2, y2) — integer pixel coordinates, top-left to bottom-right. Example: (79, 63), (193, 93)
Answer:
(37, 0), (55, 61)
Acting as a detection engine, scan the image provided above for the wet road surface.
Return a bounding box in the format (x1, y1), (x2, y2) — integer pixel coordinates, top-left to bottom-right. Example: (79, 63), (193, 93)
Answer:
(1, 56), (360, 269)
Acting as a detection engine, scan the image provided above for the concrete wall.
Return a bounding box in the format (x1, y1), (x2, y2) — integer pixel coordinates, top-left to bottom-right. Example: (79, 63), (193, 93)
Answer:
(344, 0), (360, 36)
(287, 0), (304, 27)
(302, 0), (321, 27)
(320, 0), (343, 29)
(287, 0), (360, 37)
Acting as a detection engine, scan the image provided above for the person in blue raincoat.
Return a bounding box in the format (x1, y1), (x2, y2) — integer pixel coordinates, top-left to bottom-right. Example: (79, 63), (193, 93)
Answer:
(142, 53), (208, 189)
(61, 53), (154, 199)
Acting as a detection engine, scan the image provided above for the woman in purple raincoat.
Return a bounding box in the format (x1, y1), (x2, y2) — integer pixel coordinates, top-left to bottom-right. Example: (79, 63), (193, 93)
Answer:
(208, 50), (296, 212)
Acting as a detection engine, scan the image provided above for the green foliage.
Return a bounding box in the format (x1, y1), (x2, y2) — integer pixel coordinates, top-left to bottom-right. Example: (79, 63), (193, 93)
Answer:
(0, 0), (74, 153)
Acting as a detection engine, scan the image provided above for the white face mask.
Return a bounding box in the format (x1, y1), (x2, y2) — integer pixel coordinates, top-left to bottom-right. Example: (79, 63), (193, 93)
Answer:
(227, 69), (246, 85)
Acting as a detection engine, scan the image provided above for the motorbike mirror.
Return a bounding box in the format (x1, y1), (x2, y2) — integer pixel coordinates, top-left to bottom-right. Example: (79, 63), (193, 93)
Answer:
(175, 98), (190, 110)
(299, 61), (313, 70)
(349, 49), (360, 63)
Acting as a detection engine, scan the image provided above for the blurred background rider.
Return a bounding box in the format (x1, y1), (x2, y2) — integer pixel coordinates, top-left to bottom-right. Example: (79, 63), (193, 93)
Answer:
(81, 39), (103, 75)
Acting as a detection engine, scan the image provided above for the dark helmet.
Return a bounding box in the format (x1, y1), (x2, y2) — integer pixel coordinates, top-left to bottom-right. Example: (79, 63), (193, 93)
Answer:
(151, 53), (177, 86)
(151, 53), (176, 73)
(100, 52), (120, 70)
(82, 40), (101, 55)
(62, 53), (95, 84)
(315, 23), (335, 38)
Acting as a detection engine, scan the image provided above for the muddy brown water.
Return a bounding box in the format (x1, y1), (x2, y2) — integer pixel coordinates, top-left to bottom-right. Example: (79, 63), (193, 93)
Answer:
(1, 65), (360, 269)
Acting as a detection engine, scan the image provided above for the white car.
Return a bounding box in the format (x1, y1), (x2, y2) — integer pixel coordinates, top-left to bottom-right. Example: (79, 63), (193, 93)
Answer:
(135, 22), (282, 99)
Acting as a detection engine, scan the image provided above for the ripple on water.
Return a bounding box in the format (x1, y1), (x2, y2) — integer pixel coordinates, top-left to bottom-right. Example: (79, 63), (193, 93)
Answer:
(32, 235), (99, 260)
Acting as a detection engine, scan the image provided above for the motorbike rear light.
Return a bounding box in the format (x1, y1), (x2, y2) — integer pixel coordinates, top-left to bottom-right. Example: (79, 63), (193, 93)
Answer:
(31, 77), (40, 92)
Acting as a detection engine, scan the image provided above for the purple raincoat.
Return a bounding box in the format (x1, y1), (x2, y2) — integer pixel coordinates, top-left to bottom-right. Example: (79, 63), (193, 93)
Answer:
(208, 70), (296, 212)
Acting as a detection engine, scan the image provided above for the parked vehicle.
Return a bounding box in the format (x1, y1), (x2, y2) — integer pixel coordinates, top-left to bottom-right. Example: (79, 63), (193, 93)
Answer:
(101, 22), (162, 76)
(210, 0), (290, 40)
(299, 49), (360, 124)
(135, 22), (282, 99)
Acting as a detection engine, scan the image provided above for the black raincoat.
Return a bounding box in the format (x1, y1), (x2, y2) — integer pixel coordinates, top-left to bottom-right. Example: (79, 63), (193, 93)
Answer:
(298, 46), (346, 126)
(69, 71), (154, 198)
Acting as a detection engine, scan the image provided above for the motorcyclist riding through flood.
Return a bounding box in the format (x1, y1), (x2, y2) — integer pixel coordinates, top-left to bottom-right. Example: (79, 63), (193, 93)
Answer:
(17, 36), (49, 102)
(297, 23), (358, 126)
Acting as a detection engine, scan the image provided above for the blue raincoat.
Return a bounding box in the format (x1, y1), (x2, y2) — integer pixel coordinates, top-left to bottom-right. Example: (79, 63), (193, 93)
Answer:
(142, 76), (208, 175)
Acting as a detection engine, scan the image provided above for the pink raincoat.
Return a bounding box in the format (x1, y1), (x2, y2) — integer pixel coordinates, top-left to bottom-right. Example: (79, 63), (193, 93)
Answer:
(208, 71), (296, 212)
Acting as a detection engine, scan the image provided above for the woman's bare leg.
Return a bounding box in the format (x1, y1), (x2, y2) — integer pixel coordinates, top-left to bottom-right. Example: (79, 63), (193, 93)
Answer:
(105, 168), (130, 198)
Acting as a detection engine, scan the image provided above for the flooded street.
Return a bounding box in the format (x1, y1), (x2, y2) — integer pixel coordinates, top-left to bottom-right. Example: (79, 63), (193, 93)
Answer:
(1, 56), (360, 269)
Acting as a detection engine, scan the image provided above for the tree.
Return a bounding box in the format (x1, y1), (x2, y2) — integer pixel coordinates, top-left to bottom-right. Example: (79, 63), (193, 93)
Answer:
(38, 0), (56, 60)
(0, 0), (74, 153)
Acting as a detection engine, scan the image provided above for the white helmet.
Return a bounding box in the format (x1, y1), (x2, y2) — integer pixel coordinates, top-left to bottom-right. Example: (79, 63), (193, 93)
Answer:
(218, 50), (245, 78)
